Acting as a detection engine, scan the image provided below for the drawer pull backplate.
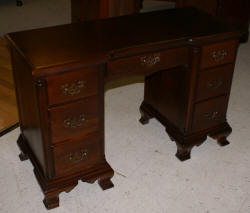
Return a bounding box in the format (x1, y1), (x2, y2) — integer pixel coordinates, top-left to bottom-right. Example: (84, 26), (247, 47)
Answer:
(204, 111), (219, 120)
(140, 54), (161, 67)
(206, 80), (223, 90)
(69, 149), (88, 163)
(64, 114), (86, 129)
(211, 50), (228, 62)
(61, 80), (85, 96)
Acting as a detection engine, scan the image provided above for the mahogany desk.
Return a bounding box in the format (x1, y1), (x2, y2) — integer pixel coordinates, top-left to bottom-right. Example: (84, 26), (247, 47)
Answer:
(71, 0), (250, 32)
(6, 7), (245, 209)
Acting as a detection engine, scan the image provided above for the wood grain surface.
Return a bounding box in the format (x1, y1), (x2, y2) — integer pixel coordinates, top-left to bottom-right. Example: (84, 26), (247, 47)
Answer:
(0, 37), (18, 135)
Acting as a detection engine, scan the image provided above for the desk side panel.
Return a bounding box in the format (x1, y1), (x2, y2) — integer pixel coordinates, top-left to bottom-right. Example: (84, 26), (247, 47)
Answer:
(11, 48), (46, 175)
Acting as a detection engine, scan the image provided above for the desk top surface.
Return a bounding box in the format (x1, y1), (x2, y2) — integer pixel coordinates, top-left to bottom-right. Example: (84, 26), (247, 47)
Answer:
(6, 7), (244, 71)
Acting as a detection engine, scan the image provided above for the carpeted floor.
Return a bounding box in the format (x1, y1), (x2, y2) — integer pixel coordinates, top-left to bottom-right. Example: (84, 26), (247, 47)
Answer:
(0, 1), (250, 213)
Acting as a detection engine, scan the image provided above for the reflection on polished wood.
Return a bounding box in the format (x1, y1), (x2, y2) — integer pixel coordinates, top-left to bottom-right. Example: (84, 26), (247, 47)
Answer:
(0, 37), (18, 135)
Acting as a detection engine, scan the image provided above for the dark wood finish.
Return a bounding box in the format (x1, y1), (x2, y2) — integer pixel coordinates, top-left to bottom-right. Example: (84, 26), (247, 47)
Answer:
(71, 0), (250, 39)
(6, 8), (245, 209)
(200, 40), (237, 69)
(176, 0), (250, 41)
(53, 132), (103, 176)
(176, 0), (217, 15)
(71, 0), (140, 22)
(71, 0), (109, 22)
(108, 47), (189, 80)
(49, 96), (100, 143)
(192, 96), (228, 132)
(217, 0), (250, 28)
(46, 66), (99, 106)
(196, 64), (233, 101)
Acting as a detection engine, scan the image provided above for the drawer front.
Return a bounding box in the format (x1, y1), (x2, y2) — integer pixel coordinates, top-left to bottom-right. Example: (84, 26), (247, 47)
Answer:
(49, 96), (100, 144)
(192, 96), (228, 132)
(200, 40), (237, 69)
(46, 66), (99, 106)
(107, 47), (189, 78)
(196, 64), (233, 101)
(53, 133), (102, 177)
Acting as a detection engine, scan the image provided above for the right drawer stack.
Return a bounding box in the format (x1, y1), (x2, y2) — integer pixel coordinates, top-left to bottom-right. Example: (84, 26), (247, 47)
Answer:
(192, 40), (238, 132)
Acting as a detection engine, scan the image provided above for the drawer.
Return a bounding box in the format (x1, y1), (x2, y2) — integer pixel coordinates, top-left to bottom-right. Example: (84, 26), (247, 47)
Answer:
(53, 133), (102, 177)
(49, 96), (100, 144)
(192, 96), (228, 132)
(200, 40), (237, 69)
(107, 47), (188, 78)
(196, 64), (233, 101)
(46, 66), (99, 106)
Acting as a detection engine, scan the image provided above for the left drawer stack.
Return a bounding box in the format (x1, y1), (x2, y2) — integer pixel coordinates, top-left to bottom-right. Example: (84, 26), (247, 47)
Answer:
(11, 46), (114, 208)
(45, 66), (103, 177)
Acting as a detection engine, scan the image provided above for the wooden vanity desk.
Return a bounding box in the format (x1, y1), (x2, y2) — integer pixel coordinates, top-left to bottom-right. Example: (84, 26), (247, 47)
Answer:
(6, 7), (245, 209)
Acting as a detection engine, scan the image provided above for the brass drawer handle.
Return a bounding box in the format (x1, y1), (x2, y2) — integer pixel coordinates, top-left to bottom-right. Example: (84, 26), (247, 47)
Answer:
(211, 50), (228, 62)
(64, 114), (85, 129)
(206, 80), (223, 90)
(61, 80), (85, 96)
(204, 111), (219, 120)
(140, 54), (161, 67)
(69, 149), (88, 163)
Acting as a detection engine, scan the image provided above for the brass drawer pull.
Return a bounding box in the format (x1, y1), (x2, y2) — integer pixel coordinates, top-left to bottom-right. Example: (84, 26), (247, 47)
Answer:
(206, 80), (223, 90)
(64, 114), (85, 129)
(69, 149), (88, 163)
(61, 80), (85, 96)
(211, 50), (228, 62)
(140, 54), (161, 67)
(204, 111), (219, 120)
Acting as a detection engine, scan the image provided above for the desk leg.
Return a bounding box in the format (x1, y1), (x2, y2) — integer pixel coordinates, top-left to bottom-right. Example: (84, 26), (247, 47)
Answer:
(98, 178), (114, 190)
(173, 135), (207, 161)
(17, 134), (29, 161)
(209, 122), (232, 146)
(139, 102), (154, 125)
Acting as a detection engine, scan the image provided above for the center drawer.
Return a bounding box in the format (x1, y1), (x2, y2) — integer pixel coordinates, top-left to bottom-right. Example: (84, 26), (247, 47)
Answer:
(49, 96), (100, 144)
(107, 47), (189, 79)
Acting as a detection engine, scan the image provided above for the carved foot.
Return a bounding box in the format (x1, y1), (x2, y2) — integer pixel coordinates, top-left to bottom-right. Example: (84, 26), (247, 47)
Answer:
(139, 111), (152, 125)
(43, 194), (59, 210)
(217, 137), (230, 146)
(17, 135), (29, 161)
(169, 135), (175, 141)
(19, 151), (28, 161)
(41, 182), (77, 209)
(174, 136), (207, 161)
(176, 146), (191, 161)
(98, 178), (114, 190)
(209, 123), (232, 147)
(85, 179), (96, 184)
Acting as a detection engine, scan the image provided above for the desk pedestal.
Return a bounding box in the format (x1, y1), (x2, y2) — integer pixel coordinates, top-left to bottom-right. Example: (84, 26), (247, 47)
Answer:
(140, 62), (233, 161)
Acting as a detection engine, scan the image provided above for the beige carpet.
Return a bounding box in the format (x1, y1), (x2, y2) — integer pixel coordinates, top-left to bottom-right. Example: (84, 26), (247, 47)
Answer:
(0, 1), (250, 213)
